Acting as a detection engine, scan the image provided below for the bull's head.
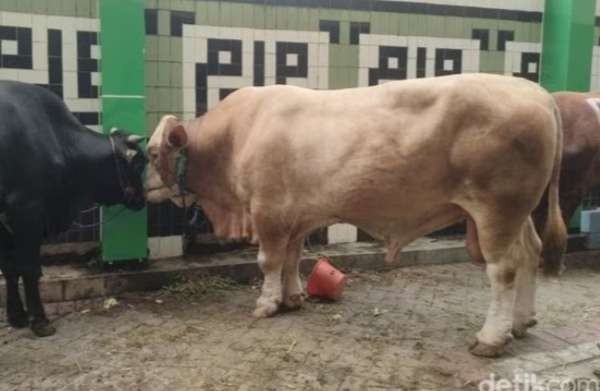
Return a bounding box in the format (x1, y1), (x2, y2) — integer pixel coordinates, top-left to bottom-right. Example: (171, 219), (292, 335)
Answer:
(145, 115), (196, 207)
(107, 128), (147, 211)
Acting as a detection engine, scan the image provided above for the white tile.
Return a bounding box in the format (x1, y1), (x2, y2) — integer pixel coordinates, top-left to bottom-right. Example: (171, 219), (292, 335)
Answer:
(91, 72), (101, 86)
(242, 50), (253, 78)
(308, 43), (319, 67)
(207, 87), (220, 109)
(1, 39), (17, 55)
(407, 58), (416, 79)
(426, 59), (435, 77)
(265, 41), (276, 55)
(388, 57), (399, 69)
(327, 223), (357, 244)
(197, 25), (218, 38)
(395, 36), (408, 46)
(265, 54), (276, 77)
(17, 70), (45, 84)
(318, 31), (329, 44)
(63, 43), (77, 71)
(32, 42), (47, 70)
(264, 76), (276, 86)
(528, 62), (537, 74)
(64, 98), (94, 112)
(182, 24), (194, 38)
(195, 38), (207, 63)
(368, 45), (379, 67)
(358, 46), (369, 69)
(76, 18), (95, 31)
(218, 50), (232, 64)
(63, 71), (78, 98)
(318, 44), (329, 68)
(358, 68), (368, 87)
(286, 52), (298, 67)
(317, 67), (328, 89)
(307, 66), (318, 88)
(287, 77), (307, 88)
(148, 236), (183, 259)
(182, 63), (195, 85)
(0, 68), (18, 79)
(407, 45), (417, 59)
(4, 12), (32, 26)
(32, 15), (48, 42)
(183, 38), (194, 62)
(90, 45), (101, 60)
(183, 88), (195, 113)
(252, 30), (265, 41)
(443, 59), (455, 72)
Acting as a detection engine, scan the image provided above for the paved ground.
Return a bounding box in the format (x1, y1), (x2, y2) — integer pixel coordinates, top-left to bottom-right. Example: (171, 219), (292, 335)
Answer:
(2, 256), (600, 390)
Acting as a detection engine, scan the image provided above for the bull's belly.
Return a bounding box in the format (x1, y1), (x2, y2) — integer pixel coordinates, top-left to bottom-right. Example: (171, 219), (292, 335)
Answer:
(342, 202), (465, 245)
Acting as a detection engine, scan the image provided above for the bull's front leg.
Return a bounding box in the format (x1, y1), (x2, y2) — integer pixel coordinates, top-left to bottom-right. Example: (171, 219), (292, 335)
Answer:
(254, 245), (285, 318)
(22, 272), (55, 337)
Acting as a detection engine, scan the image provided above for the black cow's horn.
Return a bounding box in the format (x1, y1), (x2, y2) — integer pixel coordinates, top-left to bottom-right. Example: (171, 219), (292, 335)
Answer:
(126, 134), (145, 145)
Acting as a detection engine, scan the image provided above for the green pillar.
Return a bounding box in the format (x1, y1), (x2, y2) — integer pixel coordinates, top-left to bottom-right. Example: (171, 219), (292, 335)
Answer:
(100, 0), (147, 263)
(540, 0), (596, 92)
(541, 0), (596, 231)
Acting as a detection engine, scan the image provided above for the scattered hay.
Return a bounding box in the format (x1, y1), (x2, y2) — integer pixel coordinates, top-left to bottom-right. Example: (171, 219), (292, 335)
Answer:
(163, 274), (239, 299)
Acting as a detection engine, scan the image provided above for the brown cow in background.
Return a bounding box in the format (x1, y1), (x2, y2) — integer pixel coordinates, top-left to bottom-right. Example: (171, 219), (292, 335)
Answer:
(533, 92), (600, 244)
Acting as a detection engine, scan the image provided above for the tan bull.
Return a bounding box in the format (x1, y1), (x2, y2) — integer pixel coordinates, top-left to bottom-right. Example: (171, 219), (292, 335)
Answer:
(145, 73), (566, 357)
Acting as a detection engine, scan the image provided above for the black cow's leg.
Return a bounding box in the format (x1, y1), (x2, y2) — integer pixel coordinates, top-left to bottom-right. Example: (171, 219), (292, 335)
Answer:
(8, 204), (55, 337)
(3, 272), (28, 328)
(22, 272), (54, 337)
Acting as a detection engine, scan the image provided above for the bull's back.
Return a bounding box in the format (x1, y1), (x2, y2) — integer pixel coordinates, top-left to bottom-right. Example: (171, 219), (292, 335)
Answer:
(207, 75), (556, 224)
(0, 81), (71, 194)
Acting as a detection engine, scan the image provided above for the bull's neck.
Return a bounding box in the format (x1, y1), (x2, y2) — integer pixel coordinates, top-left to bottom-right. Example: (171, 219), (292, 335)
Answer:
(184, 120), (233, 200)
(68, 127), (115, 203)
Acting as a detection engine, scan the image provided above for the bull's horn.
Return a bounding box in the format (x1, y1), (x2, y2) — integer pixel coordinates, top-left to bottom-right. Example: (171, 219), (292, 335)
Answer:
(126, 134), (145, 144)
(110, 127), (120, 135)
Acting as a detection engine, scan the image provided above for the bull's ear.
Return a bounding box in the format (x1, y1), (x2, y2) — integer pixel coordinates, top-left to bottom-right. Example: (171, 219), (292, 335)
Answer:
(167, 124), (188, 149)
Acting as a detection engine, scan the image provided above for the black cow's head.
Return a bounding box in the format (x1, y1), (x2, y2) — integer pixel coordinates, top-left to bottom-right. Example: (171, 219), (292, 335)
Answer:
(103, 128), (147, 210)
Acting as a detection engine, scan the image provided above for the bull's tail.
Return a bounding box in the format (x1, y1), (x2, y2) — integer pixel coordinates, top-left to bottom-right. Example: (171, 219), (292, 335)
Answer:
(541, 101), (567, 276)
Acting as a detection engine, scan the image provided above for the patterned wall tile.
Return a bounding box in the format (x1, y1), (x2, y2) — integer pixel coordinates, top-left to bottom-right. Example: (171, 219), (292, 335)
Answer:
(358, 34), (480, 86)
(181, 25), (329, 119)
(503, 41), (540, 82)
(0, 11), (100, 130)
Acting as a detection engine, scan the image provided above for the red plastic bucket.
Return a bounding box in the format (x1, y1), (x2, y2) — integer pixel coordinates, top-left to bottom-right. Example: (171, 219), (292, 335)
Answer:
(306, 257), (346, 300)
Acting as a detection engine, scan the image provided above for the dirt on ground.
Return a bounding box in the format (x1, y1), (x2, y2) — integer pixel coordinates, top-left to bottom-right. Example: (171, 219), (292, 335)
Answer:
(2, 257), (600, 391)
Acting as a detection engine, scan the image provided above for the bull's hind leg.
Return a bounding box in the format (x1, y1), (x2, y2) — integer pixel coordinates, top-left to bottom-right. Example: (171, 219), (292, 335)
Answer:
(512, 217), (542, 339)
(282, 238), (304, 309)
(1, 232), (28, 328)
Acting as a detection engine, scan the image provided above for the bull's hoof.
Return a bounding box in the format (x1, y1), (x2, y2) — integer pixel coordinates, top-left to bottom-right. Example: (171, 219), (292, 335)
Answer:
(253, 297), (280, 318)
(469, 340), (506, 358)
(282, 293), (305, 310)
(30, 319), (56, 337)
(7, 312), (29, 329)
(512, 318), (538, 339)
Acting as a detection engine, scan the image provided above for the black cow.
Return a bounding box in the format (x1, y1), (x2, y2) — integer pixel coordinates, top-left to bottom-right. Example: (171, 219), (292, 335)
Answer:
(0, 81), (146, 337)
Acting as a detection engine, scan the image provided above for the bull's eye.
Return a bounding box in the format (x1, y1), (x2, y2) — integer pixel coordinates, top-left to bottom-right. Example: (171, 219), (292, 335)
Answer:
(147, 150), (159, 162)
